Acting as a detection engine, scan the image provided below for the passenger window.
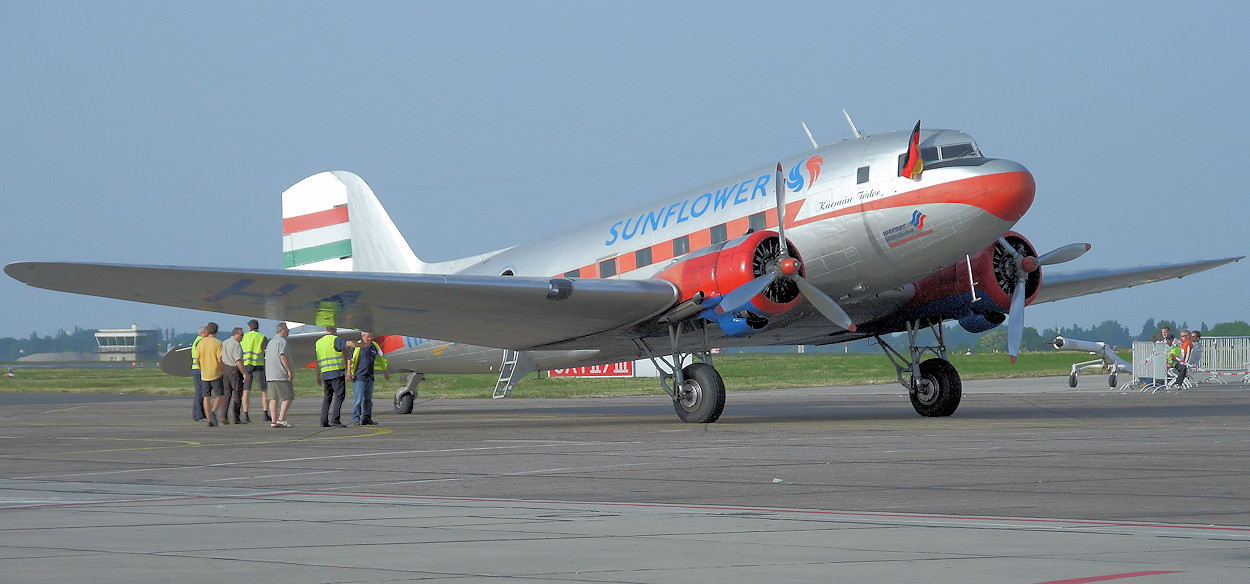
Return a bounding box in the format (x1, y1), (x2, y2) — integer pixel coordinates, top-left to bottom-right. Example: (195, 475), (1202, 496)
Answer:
(673, 236), (690, 256)
(710, 223), (727, 244)
(599, 258), (617, 278)
(564, 268), (581, 278)
(748, 212), (767, 232)
(857, 166), (870, 184)
(635, 247), (652, 268)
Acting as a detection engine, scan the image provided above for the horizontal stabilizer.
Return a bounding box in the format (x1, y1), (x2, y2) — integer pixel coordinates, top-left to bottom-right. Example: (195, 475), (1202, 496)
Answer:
(159, 329), (360, 377)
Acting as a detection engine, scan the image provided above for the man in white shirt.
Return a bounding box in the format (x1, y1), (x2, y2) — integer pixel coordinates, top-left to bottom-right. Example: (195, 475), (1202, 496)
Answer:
(221, 327), (251, 424)
(266, 322), (295, 428)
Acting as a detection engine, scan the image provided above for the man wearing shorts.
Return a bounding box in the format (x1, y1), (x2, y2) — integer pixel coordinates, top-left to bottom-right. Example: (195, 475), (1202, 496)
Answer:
(266, 322), (295, 428)
(197, 322), (225, 426)
(241, 319), (267, 422)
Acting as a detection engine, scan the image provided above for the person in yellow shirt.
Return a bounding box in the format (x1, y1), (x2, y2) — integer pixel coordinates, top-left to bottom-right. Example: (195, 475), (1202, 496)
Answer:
(197, 322), (226, 426)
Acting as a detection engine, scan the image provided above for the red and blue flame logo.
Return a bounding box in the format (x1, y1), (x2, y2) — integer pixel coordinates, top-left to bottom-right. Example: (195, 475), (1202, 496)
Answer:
(786, 156), (823, 192)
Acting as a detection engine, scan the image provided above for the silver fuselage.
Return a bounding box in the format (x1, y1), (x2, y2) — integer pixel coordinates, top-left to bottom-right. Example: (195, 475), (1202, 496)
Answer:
(384, 129), (1035, 373)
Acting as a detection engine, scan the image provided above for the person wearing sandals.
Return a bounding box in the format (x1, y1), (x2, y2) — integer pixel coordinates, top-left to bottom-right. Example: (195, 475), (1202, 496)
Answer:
(265, 322), (295, 428)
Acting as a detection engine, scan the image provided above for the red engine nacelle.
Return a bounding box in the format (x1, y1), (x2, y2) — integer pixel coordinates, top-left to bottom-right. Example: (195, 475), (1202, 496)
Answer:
(907, 231), (1041, 314)
(653, 230), (803, 317)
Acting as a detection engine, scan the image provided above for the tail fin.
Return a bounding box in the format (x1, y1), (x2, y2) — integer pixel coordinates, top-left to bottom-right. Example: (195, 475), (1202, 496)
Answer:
(281, 171), (424, 273)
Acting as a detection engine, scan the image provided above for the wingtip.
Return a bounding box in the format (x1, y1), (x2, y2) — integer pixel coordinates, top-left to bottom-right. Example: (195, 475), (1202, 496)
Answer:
(1010, 355), (1017, 364)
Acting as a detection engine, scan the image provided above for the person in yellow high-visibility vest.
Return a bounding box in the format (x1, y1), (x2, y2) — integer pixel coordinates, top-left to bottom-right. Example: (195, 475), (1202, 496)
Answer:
(346, 331), (390, 425)
(315, 326), (353, 427)
(240, 319), (268, 422)
(191, 326), (208, 422)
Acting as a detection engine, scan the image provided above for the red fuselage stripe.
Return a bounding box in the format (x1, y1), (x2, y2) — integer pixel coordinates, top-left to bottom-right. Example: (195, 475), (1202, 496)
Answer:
(789, 170), (1035, 229)
(558, 170), (1034, 279)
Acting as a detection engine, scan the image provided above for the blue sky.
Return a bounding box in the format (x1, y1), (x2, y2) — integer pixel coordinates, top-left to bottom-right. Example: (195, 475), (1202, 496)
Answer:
(1, 1), (1245, 340)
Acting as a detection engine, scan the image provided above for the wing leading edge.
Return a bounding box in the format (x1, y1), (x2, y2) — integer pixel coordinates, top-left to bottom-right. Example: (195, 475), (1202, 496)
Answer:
(4, 262), (679, 350)
(1033, 256), (1243, 305)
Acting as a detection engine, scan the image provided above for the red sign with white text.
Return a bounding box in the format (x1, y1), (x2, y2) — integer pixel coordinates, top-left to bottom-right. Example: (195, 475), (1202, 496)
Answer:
(548, 361), (634, 378)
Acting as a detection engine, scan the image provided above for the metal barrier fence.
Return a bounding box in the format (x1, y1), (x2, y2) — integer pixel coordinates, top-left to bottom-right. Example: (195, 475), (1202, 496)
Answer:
(1131, 341), (1165, 385)
(1200, 336), (1250, 372)
(1129, 337), (1250, 390)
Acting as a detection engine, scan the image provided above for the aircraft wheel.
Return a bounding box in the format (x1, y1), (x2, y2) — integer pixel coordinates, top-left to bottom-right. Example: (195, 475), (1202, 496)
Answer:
(910, 358), (962, 417)
(673, 363), (726, 423)
(1069, 374), (1078, 388)
(1108, 374), (1117, 388)
(395, 393), (414, 415)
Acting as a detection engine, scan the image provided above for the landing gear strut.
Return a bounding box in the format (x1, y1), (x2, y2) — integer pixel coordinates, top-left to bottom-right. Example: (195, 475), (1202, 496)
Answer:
(876, 320), (962, 417)
(635, 320), (726, 423)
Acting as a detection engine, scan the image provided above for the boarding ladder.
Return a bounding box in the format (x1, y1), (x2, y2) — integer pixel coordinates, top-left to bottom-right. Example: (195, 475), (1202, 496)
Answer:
(493, 349), (535, 399)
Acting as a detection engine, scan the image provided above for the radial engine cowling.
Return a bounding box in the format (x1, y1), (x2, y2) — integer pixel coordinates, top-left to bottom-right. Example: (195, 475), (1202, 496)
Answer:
(653, 230), (802, 336)
(905, 231), (1041, 333)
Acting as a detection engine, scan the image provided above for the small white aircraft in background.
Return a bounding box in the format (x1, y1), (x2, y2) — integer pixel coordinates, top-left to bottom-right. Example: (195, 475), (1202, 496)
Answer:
(7, 119), (1241, 422)
(1051, 336), (1133, 388)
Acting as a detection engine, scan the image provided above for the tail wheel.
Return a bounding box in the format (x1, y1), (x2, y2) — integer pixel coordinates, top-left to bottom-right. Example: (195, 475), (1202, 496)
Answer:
(910, 358), (962, 417)
(395, 392), (414, 415)
(674, 363), (726, 423)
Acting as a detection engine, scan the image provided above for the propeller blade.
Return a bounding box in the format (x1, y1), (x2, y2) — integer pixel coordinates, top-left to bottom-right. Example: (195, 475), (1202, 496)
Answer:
(1006, 274), (1026, 363)
(998, 237), (1022, 260)
(774, 163), (788, 261)
(793, 276), (857, 332)
(715, 273), (777, 315)
(1037, 242), (1091, 266)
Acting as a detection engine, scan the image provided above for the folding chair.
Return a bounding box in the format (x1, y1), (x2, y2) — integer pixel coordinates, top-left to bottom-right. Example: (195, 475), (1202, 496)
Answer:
(1153, 365), (1194, 393)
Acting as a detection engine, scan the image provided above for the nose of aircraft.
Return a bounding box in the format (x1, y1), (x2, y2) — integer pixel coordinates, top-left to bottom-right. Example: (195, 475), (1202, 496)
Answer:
(976, 159), (1035, 222)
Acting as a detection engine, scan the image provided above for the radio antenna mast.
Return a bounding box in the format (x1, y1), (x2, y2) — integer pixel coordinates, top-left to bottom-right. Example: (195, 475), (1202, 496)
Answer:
(843, 109), (866, 141)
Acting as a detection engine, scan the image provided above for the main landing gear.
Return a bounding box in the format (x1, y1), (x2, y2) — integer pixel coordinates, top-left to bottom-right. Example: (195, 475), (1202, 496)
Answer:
(635, 320), (726, 423)
(876, 320), (963, 417)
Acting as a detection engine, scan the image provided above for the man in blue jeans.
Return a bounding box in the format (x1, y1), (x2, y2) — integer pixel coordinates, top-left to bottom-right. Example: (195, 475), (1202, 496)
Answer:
(348, 331), (389, 425)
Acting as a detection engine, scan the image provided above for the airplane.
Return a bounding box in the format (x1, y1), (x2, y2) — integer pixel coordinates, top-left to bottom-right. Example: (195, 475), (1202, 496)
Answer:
(1051, 336), (1133, 388)
(6, 118), (1242, 423)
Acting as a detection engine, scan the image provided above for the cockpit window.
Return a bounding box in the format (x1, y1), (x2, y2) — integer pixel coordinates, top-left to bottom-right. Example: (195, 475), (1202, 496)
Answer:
(920, 146), (939, 162)
(940, 142), (979, 160)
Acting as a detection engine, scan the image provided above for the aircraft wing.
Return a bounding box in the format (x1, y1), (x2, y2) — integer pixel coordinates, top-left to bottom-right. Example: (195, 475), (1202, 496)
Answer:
(5, 262), (679, 350)
(1033, 256), (1242, 304)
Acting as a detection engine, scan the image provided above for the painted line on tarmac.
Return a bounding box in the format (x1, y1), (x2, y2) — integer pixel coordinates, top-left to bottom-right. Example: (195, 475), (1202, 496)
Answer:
(0, 494), (204, 510)
(318, 460), (670, 491)
(3, 426), (394, 456)
(1034, 572), (1181, 584)
(12, 439), (636, 480)
(255, 491), (1250, 535)
(207, 470), (343, 482)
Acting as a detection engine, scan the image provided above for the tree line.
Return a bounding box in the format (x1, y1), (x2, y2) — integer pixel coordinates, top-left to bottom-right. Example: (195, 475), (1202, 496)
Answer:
(0, 327), (199, 363)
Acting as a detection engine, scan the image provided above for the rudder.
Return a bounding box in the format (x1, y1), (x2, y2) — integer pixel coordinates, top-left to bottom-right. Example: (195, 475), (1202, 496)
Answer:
(281, 171), (423, 273)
